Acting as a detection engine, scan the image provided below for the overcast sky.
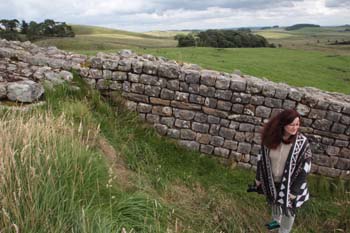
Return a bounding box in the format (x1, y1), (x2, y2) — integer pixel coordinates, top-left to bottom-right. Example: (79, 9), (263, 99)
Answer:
(1, 0), (349, 32)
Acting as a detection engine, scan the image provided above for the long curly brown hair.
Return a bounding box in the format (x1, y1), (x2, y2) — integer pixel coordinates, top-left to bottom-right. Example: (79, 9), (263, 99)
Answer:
(261, 109), (301, 149)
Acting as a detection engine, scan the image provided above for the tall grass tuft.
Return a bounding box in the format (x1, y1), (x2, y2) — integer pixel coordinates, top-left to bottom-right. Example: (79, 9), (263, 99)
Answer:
(0, 110), (167, 232)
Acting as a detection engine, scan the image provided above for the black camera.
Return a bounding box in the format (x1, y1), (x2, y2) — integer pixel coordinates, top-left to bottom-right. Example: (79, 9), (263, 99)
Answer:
(246, 182), (263, 194)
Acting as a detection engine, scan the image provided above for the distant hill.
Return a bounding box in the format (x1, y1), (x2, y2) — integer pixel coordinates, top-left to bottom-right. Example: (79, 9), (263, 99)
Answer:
(285, 24), (320, 31)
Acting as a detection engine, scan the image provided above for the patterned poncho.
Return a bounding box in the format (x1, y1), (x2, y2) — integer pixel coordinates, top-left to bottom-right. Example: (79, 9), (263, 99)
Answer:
(256, 133), (312, 215)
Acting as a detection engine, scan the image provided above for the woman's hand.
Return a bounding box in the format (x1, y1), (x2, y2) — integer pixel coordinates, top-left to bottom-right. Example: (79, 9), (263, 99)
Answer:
(255, 180), (262, 186)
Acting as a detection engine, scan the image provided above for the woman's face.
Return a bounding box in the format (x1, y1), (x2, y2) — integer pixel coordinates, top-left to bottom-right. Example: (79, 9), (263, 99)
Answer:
(284, 117), (300, 136)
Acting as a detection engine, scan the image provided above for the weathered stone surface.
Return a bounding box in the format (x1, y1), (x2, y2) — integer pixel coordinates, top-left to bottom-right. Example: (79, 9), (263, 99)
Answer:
(137, 103), (152, 113)
(340, 115), (350, 125)
(230, 75), (246, 91)
(131, 60), (143, 74)
(125, 100), (137, 111)
(326, 146), (340, 156)
(192, 122), (210, 133)
(255, 106), (271, 118)
(325, 111), (342, 122)
(335, 158), (350, 171)
(150, 97), (170, 106)
(131, 83), (144, 94)
(329, 102), (343, 112)
(283, 100), (296, 109)
(166, 80), (180, 91)
(231, 104), (244, 114)
(178, 140), (199, 151)
(201, 70), (218, 86)
(201, 144), (214, 154)
(152, 106), (172, 116)
(203, 107), (229, 118)
(340, 148), (350, 159)
(167, 128), (180, 138)
(228, 114), (261, 124)
(184, 69), (200, 84)
(215, 89), (232, 100)
(158, 63), (180, 79)
(219, 127), (236, 140)
(204, 97), (218, 108)
(103, 59), (119, 70)
(189, 84), (200, 94)
(146, 114), (160, 124)
(239, 123), (255, 132)
(173, 109), (195, 121)
(199, 85), (215, 97)
(246, 79), (263, 94)
(160, 117), (175, 127)
(181, 129), (197, 140)
(215, 75), (231, 89)
(118, 59), (132, 71)
(288, 88), (303, 101)
(232, 92), (251, 104)
(210, 136), (225, 146)
(313, 154), (337, 167)
(194, 112), (208, 123)
(244, 104), (255, 116)
(262, 84), (276, 97)
(196, 133), (211, 144)
(296, 103), (310, 116)
(144, 85), (161, 97)
(220, 119), (230, 127)
(189, 94), (205, 104)
(250, 95), (265, 105)
(160, 88), (175, 100)
(214, 147), (230, 158)
(175, 119), (191, 128)
(217, 100), (232, 111)
(142, 61), (158, 75)
(308, 109), (327, 119)
(275, 86), (289, 99)
(7, 80), (44, 103)
(237, 142), (251, 154)
(334, 139), (349, 147)
(154, 124), (168, 136)
(139, 74), (159, 85)
(171, 101), (202, 110)
(0, 83), (6, 99)
(223, 140), (238, 150)
(123, 92), (149, 103)
(312, 119), (332, 131)
(331, 123), (347, 134)
(206, 115), (219, 124)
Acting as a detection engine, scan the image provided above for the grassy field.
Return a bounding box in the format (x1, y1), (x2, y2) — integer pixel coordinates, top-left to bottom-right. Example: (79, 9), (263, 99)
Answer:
(254, 26), (350, 55)
(35, 25), (350, 95)
(1, 75), (348, 232)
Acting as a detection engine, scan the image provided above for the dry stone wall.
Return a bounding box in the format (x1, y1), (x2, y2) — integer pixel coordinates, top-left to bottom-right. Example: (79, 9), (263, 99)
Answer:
(1, 39), (349, 179)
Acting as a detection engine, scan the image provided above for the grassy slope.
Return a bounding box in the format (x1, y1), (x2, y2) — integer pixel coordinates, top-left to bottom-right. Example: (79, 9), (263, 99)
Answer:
(35, 25), (177, 52)
(140, 47), (350, 94)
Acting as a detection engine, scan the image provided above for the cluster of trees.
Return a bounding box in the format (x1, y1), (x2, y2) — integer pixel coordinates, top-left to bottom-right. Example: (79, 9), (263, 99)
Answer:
(0, 19), (75, 41)
(285, 24), (320, 31)
(175, 30), (273, 48)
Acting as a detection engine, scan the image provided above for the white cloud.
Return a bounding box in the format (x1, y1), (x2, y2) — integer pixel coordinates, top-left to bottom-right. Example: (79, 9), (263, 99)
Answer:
(1, 0), (349, 31)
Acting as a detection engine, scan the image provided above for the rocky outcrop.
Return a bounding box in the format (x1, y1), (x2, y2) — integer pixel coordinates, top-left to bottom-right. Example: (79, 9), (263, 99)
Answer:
(0, 39), (349, 179)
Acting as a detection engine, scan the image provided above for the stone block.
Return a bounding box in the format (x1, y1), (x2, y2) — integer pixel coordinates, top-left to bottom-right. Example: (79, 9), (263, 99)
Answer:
(189, 84), (200, 94)
(283, 100), (296, 109)
(250, 95), (265, 105)
(196, 133), (211, 144)
(208, 115), (220, 124)
(130, 83), (144, 94)
(152, 106), (172, 116)
(154, 124), (168, 136)
(288, 88), (303, 101)
(160, 88), (175, 100)
(167, 129), (180, 138)
(200, 70), (218, 86)
(199, 85), (216, 97)
(335, 158), (350, 170)
(140, 74), (159, 85)
(326, 146), (340, 156)
(192, 122), (210, 133)
(175, 119), (191, 129)
(171, 101), (202, 110)
(128, 73), (140, 82)
(219, 127), (236, 139)
(312, 119), (332, 131)
(159, 63), (180, 79)
(262, 84), (276, 97)
(194, 112), (208, 123)
(189, 94), (205, 104)
(150, 97), (170, 106)
(214, 147), (230, 158)
(215, 75), (231, 89)
(184, 69), (200, 84)
(326, 111), (342, 122)
(210, 124), (220, 136)
(167, 80), (180, 91)
(160, 117), (175, 127)
(173, 109), (195, 120)
(239, 123), (255, 132)
(146, 114), (160, 124)
(215, 89), (232, 100)
(203, 107), (229, 118)
(231, 104), (244, 114)
(178, 140), (200, 151)
(308, 109), (327, 119)
(230, 75), (246, 91)
(137, 103), (152, 113)
(201, 144), (214, 154)
(220, 119), (230, 127)
(237, 142), (251, 154)
(210, 136), (225, 147)
(255, 106), (271, 118)
(331, 123), (347, 134)
(217, 100), (232, 111)
(143, 61), (158, 75)
(223, 140), (238, 150)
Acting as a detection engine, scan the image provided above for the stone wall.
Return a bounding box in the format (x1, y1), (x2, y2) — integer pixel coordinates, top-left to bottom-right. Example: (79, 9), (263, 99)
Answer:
(1, 39), (349, 179)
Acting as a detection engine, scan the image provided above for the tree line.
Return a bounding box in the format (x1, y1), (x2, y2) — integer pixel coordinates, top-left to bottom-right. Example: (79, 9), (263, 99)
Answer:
(175, 29), (274, 48)
(0, 19), (75, 41)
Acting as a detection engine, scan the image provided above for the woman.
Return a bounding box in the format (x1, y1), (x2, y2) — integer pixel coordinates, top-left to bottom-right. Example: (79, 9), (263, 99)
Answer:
(255, 109), (312, 233)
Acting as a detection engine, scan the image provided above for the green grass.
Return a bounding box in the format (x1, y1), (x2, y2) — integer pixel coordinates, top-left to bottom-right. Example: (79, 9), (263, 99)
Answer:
(137, 47), (350, 94)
